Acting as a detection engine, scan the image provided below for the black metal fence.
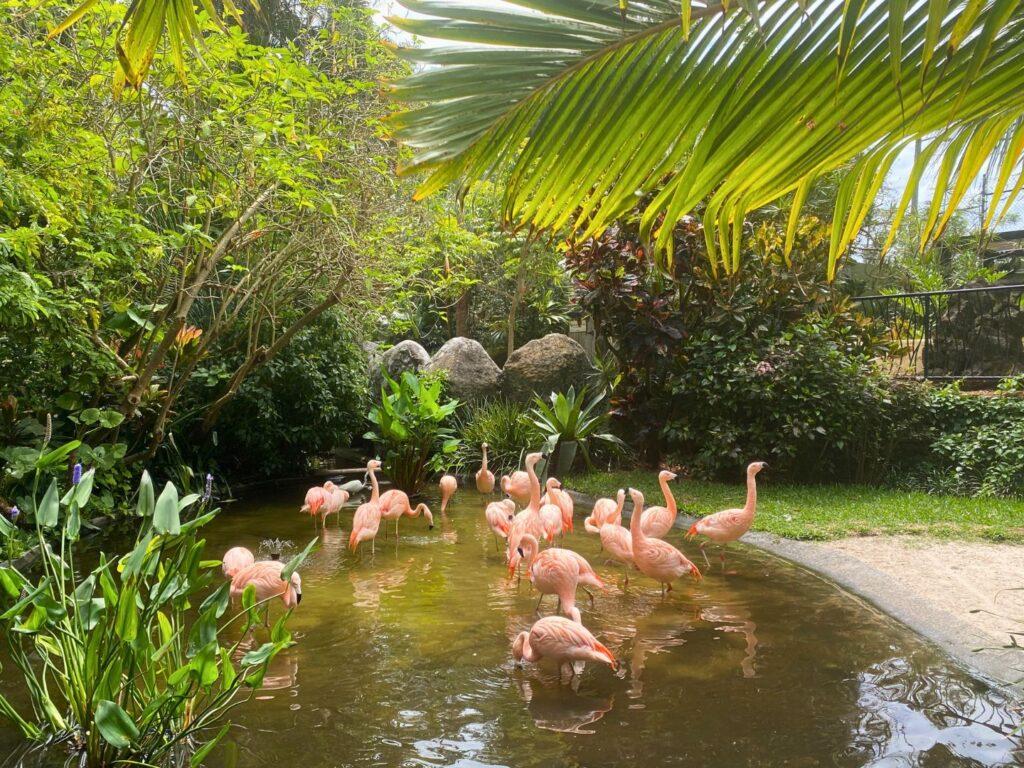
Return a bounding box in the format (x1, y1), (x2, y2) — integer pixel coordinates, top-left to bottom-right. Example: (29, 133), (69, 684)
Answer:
(854, 284), (1024, 381)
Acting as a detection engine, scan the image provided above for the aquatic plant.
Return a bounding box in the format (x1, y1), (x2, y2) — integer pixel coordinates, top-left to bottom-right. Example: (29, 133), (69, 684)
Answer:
(365, 372), (461, 494)
(452, 399), (544, 477)
(0, 440), (307, 767)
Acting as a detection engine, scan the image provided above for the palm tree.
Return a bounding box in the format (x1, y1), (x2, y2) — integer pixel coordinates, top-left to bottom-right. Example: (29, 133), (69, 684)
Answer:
(385, 0), (1024, 279)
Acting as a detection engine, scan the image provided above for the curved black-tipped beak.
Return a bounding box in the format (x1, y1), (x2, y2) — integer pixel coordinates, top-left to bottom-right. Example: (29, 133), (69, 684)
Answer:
(270, 552), (281, 561)
(296, 592), (303, 604)
(429, 524), (434, 530)
(517, 547), (525, 557)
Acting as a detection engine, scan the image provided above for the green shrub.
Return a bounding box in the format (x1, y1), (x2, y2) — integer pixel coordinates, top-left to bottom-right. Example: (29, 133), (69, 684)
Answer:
(663, 316), (883, 480)
(0, 442), (308, 767)
(180, 311), (367, 480)
(365, 371), (461, 493)
(529, 385), (624, 473)
(452, 399), (544, 476)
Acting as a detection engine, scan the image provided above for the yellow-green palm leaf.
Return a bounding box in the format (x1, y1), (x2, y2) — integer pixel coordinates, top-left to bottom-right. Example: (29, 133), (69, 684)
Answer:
(387, 0), (1024, 277)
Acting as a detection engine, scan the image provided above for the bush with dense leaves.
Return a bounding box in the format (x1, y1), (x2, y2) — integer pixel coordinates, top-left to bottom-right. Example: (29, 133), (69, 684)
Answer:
(181, 311), (367, 480)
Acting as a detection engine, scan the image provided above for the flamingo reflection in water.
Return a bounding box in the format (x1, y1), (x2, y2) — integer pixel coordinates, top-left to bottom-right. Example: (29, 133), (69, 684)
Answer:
(514, 676), (613, 732)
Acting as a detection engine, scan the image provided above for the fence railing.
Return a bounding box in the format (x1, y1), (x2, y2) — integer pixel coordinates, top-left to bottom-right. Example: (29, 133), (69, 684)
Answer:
(854, 284), (1024, 381)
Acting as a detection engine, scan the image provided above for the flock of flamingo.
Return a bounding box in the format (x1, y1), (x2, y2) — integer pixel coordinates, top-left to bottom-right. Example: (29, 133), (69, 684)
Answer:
(219, 441), (767, 683)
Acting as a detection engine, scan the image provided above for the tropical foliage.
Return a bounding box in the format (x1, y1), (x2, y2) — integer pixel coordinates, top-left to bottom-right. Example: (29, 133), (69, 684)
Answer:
(453, 399), (544, 476)
(0, 444), (307, 767)
(528, 385), (623, 473)
(387, 0), (1024, 278)
(0, 0), (414, 497)
(365, 372), (461, 493)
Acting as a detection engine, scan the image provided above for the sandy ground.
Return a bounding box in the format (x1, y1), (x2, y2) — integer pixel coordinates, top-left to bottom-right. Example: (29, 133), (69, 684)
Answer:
(813, 537), (1024, 669)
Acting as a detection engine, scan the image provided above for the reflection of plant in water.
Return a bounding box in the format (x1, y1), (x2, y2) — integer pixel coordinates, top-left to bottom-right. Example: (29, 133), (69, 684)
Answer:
(260, 538), (295, 561)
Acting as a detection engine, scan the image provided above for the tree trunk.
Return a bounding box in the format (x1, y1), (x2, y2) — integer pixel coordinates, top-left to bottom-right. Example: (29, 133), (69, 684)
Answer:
(455, 291), (470, 338)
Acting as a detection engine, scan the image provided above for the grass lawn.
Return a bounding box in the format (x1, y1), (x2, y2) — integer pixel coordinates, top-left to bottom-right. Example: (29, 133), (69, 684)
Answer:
(567, 471), (1024, 542)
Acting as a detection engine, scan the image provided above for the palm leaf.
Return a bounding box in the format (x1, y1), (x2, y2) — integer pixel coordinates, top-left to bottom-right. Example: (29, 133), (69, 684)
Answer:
(387, 0), (1024, 276)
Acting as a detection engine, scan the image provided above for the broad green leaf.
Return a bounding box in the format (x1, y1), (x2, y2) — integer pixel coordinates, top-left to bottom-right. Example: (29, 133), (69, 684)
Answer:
(153, 482), (181, 535)
(37, 481), (59, 528)
(95, 700), (139, 749)
(137, 471), (155, 517)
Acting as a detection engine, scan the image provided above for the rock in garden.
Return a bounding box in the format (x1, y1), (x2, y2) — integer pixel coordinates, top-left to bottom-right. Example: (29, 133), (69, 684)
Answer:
(501, 333), (596, 402)
(425, 337), (501, 401)
(370, 339), (430, 395)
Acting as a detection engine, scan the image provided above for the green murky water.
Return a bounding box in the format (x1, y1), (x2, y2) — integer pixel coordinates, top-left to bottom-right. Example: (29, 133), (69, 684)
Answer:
(3, 480), (1023, 767)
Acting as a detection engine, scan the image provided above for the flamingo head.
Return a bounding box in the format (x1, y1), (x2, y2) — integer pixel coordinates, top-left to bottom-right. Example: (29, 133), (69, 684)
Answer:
(284, 570), (303, 606)
(749, 461), (768, 475)
(525, 452), (542, 469)
(690, 563), (703, 582)
(420, 504), (434, 529)
(628, 487), (644, 509)
(481, 442), (489, 451)
(323, 481), (337, 491)
(658, 470), (678, 482)
(616, 488), (625, 504)
(367, 459), (382, 472)
(500, 499), (516, 516)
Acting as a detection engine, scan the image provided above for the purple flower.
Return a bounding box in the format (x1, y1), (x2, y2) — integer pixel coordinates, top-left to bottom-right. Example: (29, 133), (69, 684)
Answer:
(72, 463), (83, 485)
(9, 506), (19, 523)
(203, 473), (213, 502)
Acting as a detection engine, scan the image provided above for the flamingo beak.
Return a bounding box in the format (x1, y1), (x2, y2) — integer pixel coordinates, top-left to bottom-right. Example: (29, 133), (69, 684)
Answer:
(296, 592), (303, 604)
(692, 568), (703, 582)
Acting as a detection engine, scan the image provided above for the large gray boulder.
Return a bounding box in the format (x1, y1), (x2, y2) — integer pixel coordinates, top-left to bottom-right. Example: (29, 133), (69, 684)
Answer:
(370, 340), (430, 395)
(425, 335), (501, 403)
(425, 337), (501, 401)
(501, 333), (596, 402)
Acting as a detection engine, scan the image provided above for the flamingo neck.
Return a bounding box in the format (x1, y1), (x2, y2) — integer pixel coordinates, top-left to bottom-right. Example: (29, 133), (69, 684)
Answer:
(481, 446), (489, 472)
(526, 462), (541, 511)
(520, 633), (540, 663)
(615, 493), (625, 516)
(368, 467), (380, 502)
(629, 497), (645, 545)
(743, 471), (757, 517)
(660, 475), (677, 515)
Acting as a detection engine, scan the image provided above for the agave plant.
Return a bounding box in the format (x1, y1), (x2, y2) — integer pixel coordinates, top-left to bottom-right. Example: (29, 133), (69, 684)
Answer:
(528, 386), (624, 473)
(387, 0), (1024, 280)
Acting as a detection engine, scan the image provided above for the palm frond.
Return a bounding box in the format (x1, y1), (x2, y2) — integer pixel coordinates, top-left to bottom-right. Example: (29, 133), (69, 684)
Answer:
(387, 0), (1024, 277)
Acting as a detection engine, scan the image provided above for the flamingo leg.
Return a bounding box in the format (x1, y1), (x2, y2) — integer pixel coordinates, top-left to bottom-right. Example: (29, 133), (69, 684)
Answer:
(720, 547), (726, 573)
(581, 586), (595, 605)
(535, 593), (545, 613)
(700, 542), (712, 570)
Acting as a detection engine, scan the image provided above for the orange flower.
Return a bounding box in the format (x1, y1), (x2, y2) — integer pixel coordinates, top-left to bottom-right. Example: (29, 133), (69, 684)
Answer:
(175, 325), (203, 347)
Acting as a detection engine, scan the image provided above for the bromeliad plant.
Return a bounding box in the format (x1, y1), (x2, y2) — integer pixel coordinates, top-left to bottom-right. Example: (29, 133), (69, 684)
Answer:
(0, 441), (307, 768)
(365, 372), (461, 494)
(529, 386), (624, 474)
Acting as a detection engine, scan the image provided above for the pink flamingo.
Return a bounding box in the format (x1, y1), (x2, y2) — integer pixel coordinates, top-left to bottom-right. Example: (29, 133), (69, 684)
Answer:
(507, 453), (546, 563)
(640, 470), (679, 538)
(230, 560), (303, 609)
(686, 461), (767, 570)
(222, 546), (255, 579)
(300, 485), (329, 522)
(501, 470), (531, 506)
(585, 489), (624, 533)
(476, 443), (495, 493)
(485, 499), (516, 550)
(320, 481), (350, 526)
(512, 616), (618, 680)
(599, 522), (634, 586)
(538, 503), (563, 543)
(541, 478), (574, 534)
(379, 489), (434, 538)
(439, 474), (458, 514)
(629, 488), (701, 595)
(349, 459), (383, 553)
(511, 534), (605, 619)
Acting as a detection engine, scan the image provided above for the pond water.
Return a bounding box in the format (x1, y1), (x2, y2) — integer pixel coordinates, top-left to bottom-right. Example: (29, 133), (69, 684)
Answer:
(3, 480), (1023, 767)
